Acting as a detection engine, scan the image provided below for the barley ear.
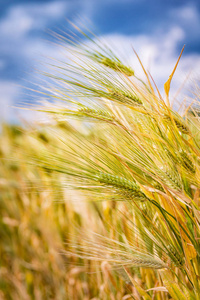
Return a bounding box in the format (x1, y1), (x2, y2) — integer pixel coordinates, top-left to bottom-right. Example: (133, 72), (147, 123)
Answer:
(100, 56), (135, 76)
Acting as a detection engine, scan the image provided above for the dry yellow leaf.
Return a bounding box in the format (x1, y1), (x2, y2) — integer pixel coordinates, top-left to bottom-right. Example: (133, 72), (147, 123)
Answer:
(164, 45), (185, 105)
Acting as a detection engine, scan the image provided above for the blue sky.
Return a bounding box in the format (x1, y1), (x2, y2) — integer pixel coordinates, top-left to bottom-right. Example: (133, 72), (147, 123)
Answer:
(1, 0), (200, 122)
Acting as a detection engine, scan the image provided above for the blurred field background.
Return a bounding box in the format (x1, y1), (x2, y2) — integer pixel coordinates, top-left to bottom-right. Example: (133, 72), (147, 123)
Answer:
(0, 123), (138, 299)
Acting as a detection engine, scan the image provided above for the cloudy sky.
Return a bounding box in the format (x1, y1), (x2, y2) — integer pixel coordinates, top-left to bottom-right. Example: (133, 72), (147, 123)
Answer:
(1, 0), (200, 123)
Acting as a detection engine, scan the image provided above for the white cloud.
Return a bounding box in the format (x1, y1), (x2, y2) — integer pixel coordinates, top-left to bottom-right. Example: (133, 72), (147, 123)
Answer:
(0, 1), (69, 39)
(0, 82), (21, 122)
(171, 4), (199, 23)
(0, 81), (30, 121)
(0, 1), (77, 124)
(169, 3), (200, 39)
(0, 9), (33, 38)
(0, 81), (49, 125)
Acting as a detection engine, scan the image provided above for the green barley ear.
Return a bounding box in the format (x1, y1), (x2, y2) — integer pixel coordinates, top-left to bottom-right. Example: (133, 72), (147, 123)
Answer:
(108, 89), (143, 106)
(95, 172), (149, 200)
(166, 244), (184, 267)
(163, 114), (190, 134)
(78, 107), (114, 121)
(99, 56), (135, 76)
(158, 167), (182, 191)
(153, 182), (165, 192)
(179, 150), (196, 174)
